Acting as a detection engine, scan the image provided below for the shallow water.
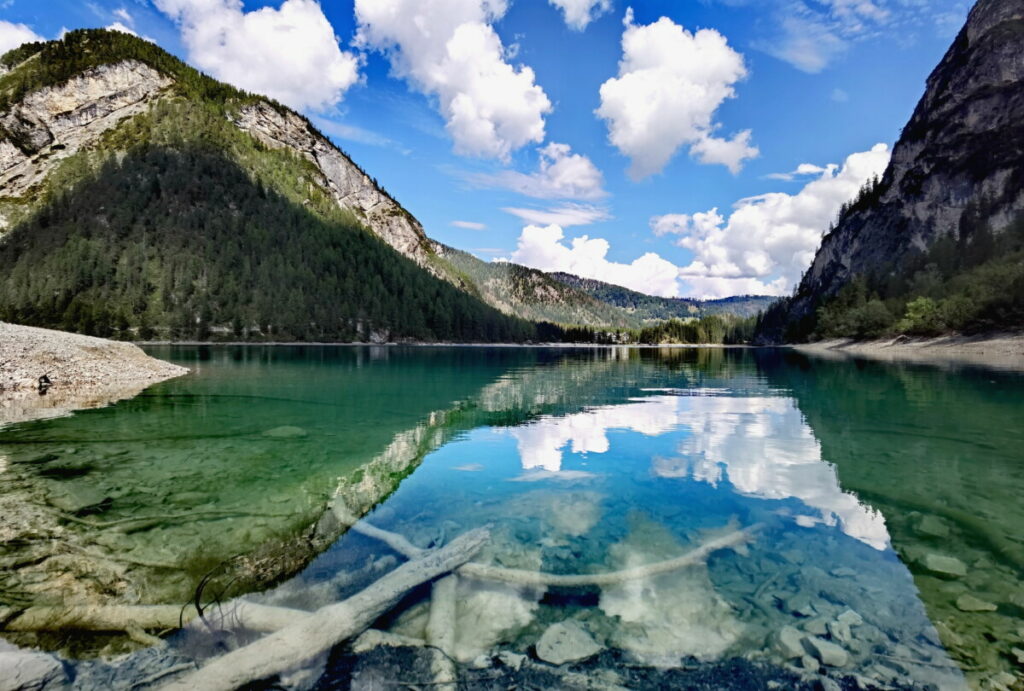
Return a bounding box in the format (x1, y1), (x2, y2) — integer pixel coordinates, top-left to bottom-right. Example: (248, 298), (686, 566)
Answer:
(1, 346), (1022, 688)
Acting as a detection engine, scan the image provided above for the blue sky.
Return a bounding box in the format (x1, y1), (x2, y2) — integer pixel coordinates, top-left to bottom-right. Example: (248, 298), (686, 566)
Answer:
(0, 0), (969, 298)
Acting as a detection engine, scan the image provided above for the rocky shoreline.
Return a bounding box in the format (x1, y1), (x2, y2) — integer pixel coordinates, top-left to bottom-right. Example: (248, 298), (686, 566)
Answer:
(792, 332), (1024, 372)
(0, 322), (188, 427)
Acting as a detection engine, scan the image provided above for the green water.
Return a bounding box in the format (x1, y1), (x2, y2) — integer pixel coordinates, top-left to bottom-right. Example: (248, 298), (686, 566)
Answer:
(1, 346), (1022, 688)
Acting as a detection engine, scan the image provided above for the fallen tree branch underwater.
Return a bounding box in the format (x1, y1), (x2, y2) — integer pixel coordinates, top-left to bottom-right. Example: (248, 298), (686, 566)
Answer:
(340, 505), (759, 587)
(159, 527), (490, 691)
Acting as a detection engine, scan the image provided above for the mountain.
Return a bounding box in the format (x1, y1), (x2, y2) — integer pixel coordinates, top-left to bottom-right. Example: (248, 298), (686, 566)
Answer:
(431, 244), (642, 329)
(758, 0), (1024, 343)
(0, 30), (768, 343)
(0, 31), (557, 342)
(549, 272), (777, 322)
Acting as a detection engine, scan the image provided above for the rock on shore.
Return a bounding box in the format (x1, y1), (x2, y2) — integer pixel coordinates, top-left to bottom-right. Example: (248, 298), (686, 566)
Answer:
(0, 322), (188, 425)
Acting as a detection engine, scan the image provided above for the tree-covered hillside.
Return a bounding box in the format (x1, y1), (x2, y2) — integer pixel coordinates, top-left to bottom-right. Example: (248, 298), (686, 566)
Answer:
(760, 209), (1024, 341)
(0, 93), (537, 342)
(434, 245), (642, 329)
(549, 272), (776, 322)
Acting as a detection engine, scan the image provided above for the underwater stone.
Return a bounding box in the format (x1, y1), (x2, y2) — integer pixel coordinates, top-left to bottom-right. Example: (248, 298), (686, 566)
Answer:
(785, 593), (816, 617)
(0, 648), (68, 691)
(47, 484), (110, 514)
(497, 651), (526, 671)
(827, 620), (852, 645)
(262, 426), (308, 438)
(955, 594), (997, 612)
(921, 554), (967, 579)
(803, 636), (849, 668)
(915, 515), (950, 539)
(535, 621), (602, 665)
(836, 610), (863, 627)
(799, 655), (820, 672)
(469, 655), (492, 669)
(803, 618), (829, 636)
(774, 626), (804, 659)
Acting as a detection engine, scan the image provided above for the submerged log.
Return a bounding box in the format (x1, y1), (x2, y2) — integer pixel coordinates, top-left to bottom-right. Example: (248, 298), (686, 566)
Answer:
(425, 574), (459, 690)
(159, 527), (489, 691)
(347, 513), (758, 587)
(2, 600), (307, 635)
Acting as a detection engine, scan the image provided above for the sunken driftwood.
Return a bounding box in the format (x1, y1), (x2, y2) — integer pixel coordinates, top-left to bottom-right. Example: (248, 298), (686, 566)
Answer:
(159, 527), (489, 691)
(347, 510), (758, 587)
(2, 600), (307, 635)
(425, 574), (459, 690)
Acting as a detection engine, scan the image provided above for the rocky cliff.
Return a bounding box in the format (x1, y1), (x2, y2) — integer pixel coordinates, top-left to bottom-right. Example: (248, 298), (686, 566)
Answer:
(763, 0), (1024, 340)
(0, 50), (437, 272)
(0, 60), (171, 209)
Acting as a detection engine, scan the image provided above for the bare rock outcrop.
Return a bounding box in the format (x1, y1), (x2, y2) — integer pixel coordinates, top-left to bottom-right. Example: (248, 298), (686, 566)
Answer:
(231, 102), (435, 267)
(0, 61), (172, 205)
(767, 0), (1024, 338)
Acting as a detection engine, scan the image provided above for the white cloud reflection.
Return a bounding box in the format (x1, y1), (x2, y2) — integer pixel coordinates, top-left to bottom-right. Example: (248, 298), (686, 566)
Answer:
(505, 394), (890, 549)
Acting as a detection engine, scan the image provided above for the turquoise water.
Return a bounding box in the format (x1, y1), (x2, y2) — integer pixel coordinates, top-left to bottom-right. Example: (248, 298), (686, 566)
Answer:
(2, 347), (1022, 688)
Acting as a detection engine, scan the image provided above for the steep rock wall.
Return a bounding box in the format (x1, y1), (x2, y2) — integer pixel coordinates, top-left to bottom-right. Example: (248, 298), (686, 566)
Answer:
(774, 0), (1024, 337)
(0, 60), (172, 203)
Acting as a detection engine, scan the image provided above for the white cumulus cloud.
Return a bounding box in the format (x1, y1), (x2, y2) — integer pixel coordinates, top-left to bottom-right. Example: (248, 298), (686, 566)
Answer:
(506, 223), (682, 297)
(451, 220), (487, 230)
(651, 143), (891, 298)
(502, 203), (610, 227)
(0, 21), (44, 56)
(548, 0), (612, 31)
(468, 142), (606, 200)
(154, 0), (361, 111)
(355, 0), (552, 161)
(596, 8), (756, 179)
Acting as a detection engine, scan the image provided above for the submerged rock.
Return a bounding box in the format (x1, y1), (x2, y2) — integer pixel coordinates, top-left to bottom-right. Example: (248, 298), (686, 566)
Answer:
(784, 593), (817, 618)
(262, 425), (308, 439)
(599, 515), (743, 664)
(955, 594), (997, 612)
(835, 610), (863, 628)
(914, 515), (950, 539)
(0, 646), (68, 691)
(773, 626), (804, 659)
(46, 484), (110, 514)
(535, 621), (602, 665)
(452, 578), (545, 662)
(802, 636), (849, 668)
(921, 553), (967, 579)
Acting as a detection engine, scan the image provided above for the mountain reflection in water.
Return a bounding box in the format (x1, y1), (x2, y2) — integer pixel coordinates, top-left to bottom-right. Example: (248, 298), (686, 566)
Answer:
(8, 346), (1020, 689)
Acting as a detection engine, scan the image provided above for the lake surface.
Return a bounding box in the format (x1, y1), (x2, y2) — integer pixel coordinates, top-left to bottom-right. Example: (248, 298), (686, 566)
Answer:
(1, 346), (1022, 689)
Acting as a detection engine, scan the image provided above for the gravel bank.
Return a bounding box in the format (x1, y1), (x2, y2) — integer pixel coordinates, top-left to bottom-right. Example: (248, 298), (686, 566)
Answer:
(0, 322), (188, 425)
(792, 332), (1024, 371)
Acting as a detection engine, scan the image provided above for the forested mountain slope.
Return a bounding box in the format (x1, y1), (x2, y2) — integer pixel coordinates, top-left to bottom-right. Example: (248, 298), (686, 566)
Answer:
(549, 272), (776, 323)
(0, 30), (768, 341)
(432, 244), (643, 329)
(758, 0), (1024, 342)
(0, 30), (536, 341)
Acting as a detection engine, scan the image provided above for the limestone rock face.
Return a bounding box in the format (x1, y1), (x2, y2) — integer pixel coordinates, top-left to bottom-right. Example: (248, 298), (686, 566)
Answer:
(765, 0), (1024, 339)
(231, 102), (434, 268)
(0, 59), (438, 275)
(0, 61), (172, 202)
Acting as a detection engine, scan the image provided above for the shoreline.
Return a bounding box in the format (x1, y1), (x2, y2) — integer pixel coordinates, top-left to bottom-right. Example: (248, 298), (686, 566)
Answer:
(0, 322), (189, 427)
(136, 340), (753, 348)
(791, 332), (1024, 372)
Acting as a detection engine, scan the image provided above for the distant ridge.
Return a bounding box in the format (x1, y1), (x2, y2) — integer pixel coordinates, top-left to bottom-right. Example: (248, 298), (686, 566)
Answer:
(549, 272), (777, 323)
